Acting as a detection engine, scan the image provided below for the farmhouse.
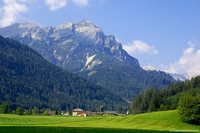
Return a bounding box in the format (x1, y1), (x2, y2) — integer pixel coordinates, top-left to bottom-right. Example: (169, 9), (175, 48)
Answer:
(47, 110), (57, 115)
(104, 111), (117, 116)
(72, 108), (86, 116)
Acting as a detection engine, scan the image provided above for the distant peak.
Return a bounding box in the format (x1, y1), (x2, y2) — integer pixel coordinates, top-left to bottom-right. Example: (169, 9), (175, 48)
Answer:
(78, 20), (93, 24)
(19, 21), (39, 28)
(56, 21), (73, 30)
(76, 20), (96, 27)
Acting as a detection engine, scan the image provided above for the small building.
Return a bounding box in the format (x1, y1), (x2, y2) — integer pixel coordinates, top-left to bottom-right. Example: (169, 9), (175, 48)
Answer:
(72, 108), (86, 116)
(104, 111), (117, 116)
(45, 110), (57, 115)
(86, 111), (103, 116)
(63, 111), (69, 116)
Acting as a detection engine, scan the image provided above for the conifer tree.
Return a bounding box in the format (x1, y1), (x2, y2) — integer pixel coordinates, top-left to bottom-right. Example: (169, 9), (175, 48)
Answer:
(148, 88), (159, 112)
(117, 104), (122, 114)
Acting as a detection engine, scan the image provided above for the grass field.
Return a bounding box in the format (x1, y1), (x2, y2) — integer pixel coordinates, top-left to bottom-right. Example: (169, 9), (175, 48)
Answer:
(0, 110), (199, 133)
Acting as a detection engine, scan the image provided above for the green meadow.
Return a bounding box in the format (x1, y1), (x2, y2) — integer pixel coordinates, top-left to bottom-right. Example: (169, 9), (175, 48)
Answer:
(0, 110), (199, 133)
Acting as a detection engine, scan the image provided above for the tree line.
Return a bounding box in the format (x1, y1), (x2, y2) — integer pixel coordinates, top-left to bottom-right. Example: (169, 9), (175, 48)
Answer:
(0, 102), (73, 115)
(130, 75), (200, 124)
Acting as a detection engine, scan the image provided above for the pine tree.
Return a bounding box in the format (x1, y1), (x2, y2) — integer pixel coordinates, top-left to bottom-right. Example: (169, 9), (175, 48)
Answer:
(131, 95), (141, 114)
(117, 104), (122, 114)
(140, 91), (151, 113)
(148, 88), (159, 112)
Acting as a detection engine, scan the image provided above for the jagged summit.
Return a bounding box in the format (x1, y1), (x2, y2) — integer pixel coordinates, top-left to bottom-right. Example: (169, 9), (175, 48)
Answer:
(0, 20), (139, 68)
(19, 21), (39, 29)
(76, 20), (95, 27)
(74, 20), (104, 44)
(55, 21), (73, 30)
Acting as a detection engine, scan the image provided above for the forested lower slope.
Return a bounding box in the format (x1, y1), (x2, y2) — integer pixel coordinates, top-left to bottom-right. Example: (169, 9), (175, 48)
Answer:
(0, 36), (128, 111)
(130, 76), (200, 114)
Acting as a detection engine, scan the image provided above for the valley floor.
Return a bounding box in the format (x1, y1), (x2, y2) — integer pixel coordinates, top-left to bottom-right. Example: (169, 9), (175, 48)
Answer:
(0, 110), (199, 133)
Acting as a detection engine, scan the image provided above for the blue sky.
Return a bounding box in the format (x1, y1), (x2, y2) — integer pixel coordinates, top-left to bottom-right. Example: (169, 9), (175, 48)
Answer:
(0, 0), (200, 77)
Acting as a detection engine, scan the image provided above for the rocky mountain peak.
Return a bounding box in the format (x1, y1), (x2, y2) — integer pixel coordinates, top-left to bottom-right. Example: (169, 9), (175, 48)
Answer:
(74, 20), (103, 35)
(0, 20), (140, 69)
(19, 21), (39, 29)
(76, 20), (95, 27)
(55, 21), (73, 31)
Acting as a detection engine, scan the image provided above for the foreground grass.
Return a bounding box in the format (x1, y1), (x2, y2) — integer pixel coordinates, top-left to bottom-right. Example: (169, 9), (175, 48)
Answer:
(0, 126), (181, 133)
(0, 110), (199, 133)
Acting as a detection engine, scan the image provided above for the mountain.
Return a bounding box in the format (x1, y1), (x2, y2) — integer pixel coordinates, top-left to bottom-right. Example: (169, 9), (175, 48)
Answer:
(0, 35), (128, 111)
(142, 66), (188, 81)
(0, 20), (176, 101)
(170, 73), (188, 81)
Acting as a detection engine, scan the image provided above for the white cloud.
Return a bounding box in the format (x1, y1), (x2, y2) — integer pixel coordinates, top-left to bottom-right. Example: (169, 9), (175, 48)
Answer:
(0, 0), (28, 27)
(45, 0), (67, 11)
(45, 0), (88, 10)
(72, 0), (88, 6)
(0, 0), (89, 27)
(123, 40), (158, 55)
(142, 66), (156, 71)
(162, 41), (200, 77)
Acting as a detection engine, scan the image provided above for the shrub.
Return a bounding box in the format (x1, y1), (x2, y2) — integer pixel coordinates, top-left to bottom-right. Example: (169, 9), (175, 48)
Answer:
(0, 102), (11, 114)
(178, 96), (200, 124)
(16, 106), (24, 115)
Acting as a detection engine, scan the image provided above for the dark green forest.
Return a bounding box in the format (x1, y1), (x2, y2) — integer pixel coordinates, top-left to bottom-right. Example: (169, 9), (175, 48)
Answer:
(0, 36), (129, 112)
(130, 75), (200, 114)
(80, 62), (176, 102)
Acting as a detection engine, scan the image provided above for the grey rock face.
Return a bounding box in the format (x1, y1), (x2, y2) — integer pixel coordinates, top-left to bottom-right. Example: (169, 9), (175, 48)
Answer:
(0, 20), (139, 72)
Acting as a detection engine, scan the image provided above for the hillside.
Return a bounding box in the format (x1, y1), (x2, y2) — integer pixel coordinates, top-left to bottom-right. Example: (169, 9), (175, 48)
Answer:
(130, 75), (200, 113)
(0, 20), (176, 101)
(0, 35), (128, 111)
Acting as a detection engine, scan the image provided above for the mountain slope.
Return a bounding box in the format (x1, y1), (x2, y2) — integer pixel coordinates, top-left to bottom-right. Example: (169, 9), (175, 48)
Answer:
(130, 75), (200, 114)
(0, 35), (128, 111)
(0, 20), (176, 101)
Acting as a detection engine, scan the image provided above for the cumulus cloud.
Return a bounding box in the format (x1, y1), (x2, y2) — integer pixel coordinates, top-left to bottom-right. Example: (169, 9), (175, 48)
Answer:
(123, 40), (158, 55)
(0, 0), (89, 27)
(72, 0), (88, 6)
(45, 0), (88, 10)
(162, 41), (200, 77)
(0, 0), (28, 27)
(44, 0), (67, 11)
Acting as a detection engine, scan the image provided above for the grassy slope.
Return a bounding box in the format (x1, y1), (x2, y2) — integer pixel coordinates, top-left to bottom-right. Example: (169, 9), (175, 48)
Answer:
(0, 110), (199, 133)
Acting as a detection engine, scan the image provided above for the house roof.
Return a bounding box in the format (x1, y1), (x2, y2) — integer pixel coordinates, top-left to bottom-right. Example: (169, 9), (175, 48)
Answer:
(48, 110), (56, 115)
(104, 111), (117, 114)
(73, 108), (84, 112)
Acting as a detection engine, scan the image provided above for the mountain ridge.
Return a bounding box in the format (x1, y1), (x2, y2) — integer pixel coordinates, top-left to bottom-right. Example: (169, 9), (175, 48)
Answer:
(142, 66), (189, 81)
(0, 20), (176, 101)
(0, 20), (140, 69)
(0, 35), (128, 111)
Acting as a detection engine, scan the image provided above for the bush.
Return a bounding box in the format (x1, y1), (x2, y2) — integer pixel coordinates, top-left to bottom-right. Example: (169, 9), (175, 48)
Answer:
(16, 106), (24, 115)
(178, 96), (200, 124)
(0, 102), (11, 114)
